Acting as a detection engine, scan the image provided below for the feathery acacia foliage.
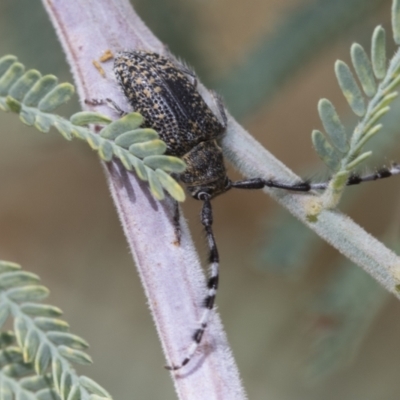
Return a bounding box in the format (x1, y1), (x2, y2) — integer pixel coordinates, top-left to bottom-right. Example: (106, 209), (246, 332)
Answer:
(0, 260), (112, 400)
(0, 55), (186, 202)
(312, 0), (400, 210)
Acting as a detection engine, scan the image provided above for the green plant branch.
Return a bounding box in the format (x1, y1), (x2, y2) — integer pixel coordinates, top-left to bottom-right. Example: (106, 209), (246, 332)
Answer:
(0, 55), (186, 203)
(0, 260), (111, 400)
(308, 5), (400, 210)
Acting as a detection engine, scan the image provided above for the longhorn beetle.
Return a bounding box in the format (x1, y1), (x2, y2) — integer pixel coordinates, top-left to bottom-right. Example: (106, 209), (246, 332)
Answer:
(111, 50), (400, 370)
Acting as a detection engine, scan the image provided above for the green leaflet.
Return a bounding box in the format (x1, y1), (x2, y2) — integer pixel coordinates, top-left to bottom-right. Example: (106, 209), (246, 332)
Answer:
(155, 169), (186, 202)
(79, 376), (111, 399)
(129, 139), (167, 158)
(7, 286), (49, 302)
(146, 168), (165, 200)
(311, 129), (341, 171)
(23, 329), (40, 363)
(47, 332), (88, 350)
(318, 99), (348, 153)
(392, 0), (400, 44)
(34, 343), (52, 375)
(100, 112), (143, 139)
(38, 83), (75, 112)
(0, 63), (25, 96)
(371, 26), (387, 79)
(0, 271), (40, 289)
(23, 75), (58, 107)
(114, 128), (159, 148)
(143, 155), (186, 173)
(34, 318), (69, 332)
(335, 60), (365, 117)
(9, 70), (41, 102)
(70, 111), (112, 126)
(60, 371), (73, 400)
(58, 347), (92, 366)
(351, 43), (377, 97)
(21, 303), (62, 317)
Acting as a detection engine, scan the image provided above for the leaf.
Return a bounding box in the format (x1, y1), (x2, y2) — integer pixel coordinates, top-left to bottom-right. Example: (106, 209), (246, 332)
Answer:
(100, 113), (143, 139)
(129, 156), (148, 180)
(34, 114), (54, 133)
(88, 396), (110, 400)
(112, 147), (132, 171)
(57, 346), (92, 366)
(60, 371), (72, 400)
(129, 139), (167, 158)
(350, 44), (376, 97)
(86, 134), (100, 150)
(23, 329), (40, 363)
(371, 26), (387, 79)
(0, 271), (40, 289)
(2, 362), (32, 378)
(66, 385), (81, 400)
(8, 70), (41, 102)
(7, 286), (49, 302)
(79, 377), (110, 399)
(155, 169), (186, 202)
(353, 124), (382, 154)
(51, 359), (62, 394)
(36, 388), (59, 400)
(20, 375), (52, 391)
(0, 261), (21, 273)
(143, 155), (186, 173)
(335, 60), (365, 116)
(23, 75), (58, 107)
(53, 120), (73, 141)
(5, 96), (21, 113)
(0, 63), (25, 96)
(393, 0), (400, 44)
(98, 141), (113, 162)
(19, 108), (36, 126)
(363, 106), (390, 133)
(47, 332), (88, 350)
(318, 99), (348, 153)
(0, 55), (17, 77)
(114, 128), (158, 148)
(311, 130), (341, 171)
(346, 151), (372, 170)
(146, 168), (165, 200)
(35, 342), (52, 375)
(38, 83), (75, 112)
(70, 112), (112, 126)
(21, 303), (62, 317)
(34, 318), (69, 332)
(14, 317), (28, 349)
(0, 97), (10, 112)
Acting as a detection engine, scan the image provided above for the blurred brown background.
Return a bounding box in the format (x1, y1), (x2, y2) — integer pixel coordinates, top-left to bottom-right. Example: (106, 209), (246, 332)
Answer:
(1, 0), (400, 399)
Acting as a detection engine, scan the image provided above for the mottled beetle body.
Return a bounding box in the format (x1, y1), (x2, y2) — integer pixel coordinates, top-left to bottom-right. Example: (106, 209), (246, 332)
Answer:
(114, 51), (230, 199)
(112, 50), (400, 371)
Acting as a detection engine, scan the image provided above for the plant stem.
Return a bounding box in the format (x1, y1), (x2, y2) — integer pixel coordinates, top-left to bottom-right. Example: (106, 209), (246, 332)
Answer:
(41, 0), (247, 399)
